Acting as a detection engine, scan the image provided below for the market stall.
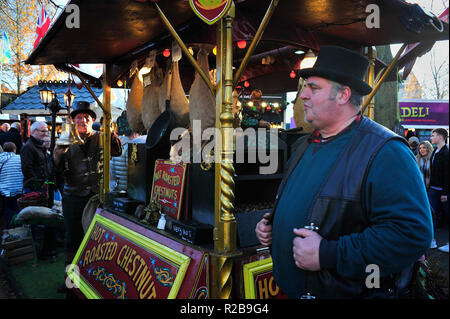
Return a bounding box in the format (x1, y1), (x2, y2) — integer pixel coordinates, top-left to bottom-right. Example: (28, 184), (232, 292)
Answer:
(26, 0), (448, 299)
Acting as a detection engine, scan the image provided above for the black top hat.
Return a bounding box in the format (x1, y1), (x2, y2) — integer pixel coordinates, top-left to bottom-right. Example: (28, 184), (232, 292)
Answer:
(297, 46), (372, 96)
(70, 101), (97, 120)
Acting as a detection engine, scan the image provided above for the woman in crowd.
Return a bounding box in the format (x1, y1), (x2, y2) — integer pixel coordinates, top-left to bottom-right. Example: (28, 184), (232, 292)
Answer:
(0, 142), (24, 228)
(416, 140), (437, 248)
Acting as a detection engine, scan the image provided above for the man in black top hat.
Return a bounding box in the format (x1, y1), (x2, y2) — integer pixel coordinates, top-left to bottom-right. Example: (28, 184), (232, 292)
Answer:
(255, 46), (432, 298)
(51, 101), (122, 297)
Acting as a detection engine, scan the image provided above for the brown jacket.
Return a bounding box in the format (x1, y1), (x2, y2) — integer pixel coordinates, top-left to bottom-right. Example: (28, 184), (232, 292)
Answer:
(53, 131), (122, 196)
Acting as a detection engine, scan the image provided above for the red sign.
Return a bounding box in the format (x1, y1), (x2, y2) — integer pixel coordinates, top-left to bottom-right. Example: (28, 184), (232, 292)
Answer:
(253, 271), (285, 299)
(68, 210), (210, 299)
(76, 222), (183, 299)
(189, 0), (232, 25)
(151, 160), (187, 220)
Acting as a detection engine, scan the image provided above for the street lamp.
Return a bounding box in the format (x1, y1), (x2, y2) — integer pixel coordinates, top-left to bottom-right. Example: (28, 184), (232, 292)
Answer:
(63, 91), (75, 113)
(57, 83), (83, 146)
(46, 94), (61, 156)
(39, 85), (54, 107)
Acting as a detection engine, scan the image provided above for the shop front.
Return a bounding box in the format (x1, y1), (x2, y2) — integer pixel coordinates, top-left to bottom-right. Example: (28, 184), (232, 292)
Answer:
(399, 99), (449, 142)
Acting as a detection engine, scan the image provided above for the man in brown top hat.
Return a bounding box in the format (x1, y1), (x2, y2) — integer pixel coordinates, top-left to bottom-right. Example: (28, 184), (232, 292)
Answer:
(52, 101), (122, 297)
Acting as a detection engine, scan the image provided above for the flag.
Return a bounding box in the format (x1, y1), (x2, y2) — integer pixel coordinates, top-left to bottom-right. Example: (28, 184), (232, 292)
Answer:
(33, 5), (51, 49)
(1, 31), (12, 64)
(439, 7), (449, 23)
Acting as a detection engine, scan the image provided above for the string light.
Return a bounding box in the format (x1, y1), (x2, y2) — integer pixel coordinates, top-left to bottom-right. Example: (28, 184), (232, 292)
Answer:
(117, 80), (123, 87)
(244, 81), (250, 87)
(290, 70), (296, 78)
(237, 40), (247, 49)
(213, 46), (217, 55)
(163, 49), (171, 57)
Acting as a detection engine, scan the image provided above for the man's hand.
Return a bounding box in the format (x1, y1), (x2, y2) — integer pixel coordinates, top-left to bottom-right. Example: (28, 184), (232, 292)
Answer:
(255, 212), (272, 246)
(292, 228), (322, 271)
(53, 145), (69, 165)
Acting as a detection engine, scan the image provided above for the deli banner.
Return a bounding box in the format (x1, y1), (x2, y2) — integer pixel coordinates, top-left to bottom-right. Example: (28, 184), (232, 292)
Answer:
(67, 210), (210, 299)
(399, 100), (449, 127)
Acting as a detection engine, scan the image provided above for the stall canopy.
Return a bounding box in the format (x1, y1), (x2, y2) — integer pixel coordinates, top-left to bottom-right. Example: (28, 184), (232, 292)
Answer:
(26, 0), (449, 94)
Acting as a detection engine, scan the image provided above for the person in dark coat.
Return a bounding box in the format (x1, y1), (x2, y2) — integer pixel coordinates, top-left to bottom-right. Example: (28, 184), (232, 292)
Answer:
(255, 46), (432, 299)
(20, 121), (50, 192)
(0, 122), (23, 153)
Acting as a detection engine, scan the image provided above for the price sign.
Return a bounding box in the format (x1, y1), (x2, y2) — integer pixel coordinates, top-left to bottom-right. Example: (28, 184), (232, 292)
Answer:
(150, 160), (187, 220)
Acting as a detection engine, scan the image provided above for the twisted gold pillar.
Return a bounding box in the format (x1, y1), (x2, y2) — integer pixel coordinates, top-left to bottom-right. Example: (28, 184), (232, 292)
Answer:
(211, 5), (239, 299)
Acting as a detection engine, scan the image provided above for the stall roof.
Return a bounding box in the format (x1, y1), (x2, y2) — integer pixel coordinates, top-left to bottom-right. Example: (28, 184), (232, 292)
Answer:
(2, 81), (103, 115)
(26, 0), (449, 93)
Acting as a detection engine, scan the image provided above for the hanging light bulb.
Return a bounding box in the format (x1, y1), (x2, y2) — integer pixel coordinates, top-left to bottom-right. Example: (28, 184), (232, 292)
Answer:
(213, 46), (217, 56)
(237, 40), (247, 49)
(117, 79), (123, 87)
(244, 81), (250, 88)
(300, 49), (317, 69)
(188, 47), (194, 55)
(163, 49), (171, 58)
(290, 70), (296, 78)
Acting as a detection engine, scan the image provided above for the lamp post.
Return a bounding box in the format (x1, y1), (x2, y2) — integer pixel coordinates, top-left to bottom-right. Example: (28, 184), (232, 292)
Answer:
(46, 93), (61, 156)
(39, 85), (54, 107)
(63, 88), (75, 115)
(40, 85), (58, 208)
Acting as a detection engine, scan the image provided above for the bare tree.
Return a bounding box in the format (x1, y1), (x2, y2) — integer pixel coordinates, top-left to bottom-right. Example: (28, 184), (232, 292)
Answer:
(423, 50), (449, 100)
(1, 0), (64, 94)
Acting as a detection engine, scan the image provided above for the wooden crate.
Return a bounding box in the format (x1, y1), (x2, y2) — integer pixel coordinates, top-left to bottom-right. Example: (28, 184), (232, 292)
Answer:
(1, 227), (35, 265)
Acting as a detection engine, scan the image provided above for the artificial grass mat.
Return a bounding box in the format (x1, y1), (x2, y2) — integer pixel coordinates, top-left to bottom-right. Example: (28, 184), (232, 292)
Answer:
(9, 252), (66, 299)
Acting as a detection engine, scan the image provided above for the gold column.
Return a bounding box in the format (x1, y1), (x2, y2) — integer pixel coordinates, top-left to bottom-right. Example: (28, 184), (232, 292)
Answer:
(101, 64), (112, 204)
(211, 4), (240, 299)
(363, 46), (376, 119)
(362, 43), (407, 114)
